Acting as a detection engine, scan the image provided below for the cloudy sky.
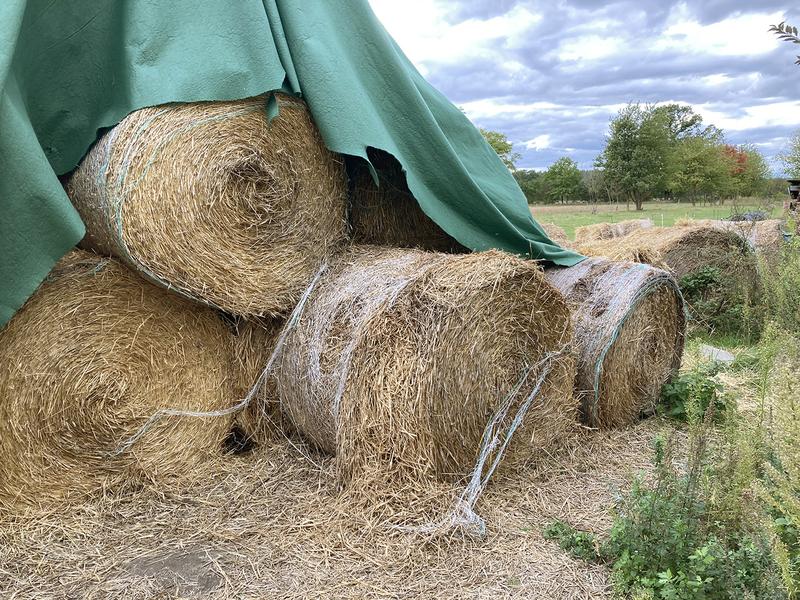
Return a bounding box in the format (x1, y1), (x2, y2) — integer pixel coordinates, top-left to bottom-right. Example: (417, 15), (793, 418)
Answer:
(368, 0), (799, 174)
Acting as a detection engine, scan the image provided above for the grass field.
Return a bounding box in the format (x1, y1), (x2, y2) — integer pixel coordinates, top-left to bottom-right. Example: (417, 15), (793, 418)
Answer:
(531, 198), (780, 239)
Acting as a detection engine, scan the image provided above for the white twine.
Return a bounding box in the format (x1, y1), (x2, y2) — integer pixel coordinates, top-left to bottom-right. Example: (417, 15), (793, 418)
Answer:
(109, 263), (328, 457)
(397, 347), (569, 539)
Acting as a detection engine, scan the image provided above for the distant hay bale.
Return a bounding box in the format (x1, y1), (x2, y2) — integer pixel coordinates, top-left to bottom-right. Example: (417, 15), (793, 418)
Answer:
(67, 94), (347, 317)
(0, 251), (235, 507)
(578, 226), (760, 333)
(574, 219), (653, 243)
(575, 239), (667, 269)
(676, 218), (785, 256)
(348, 149), (466, 252)
(275, 246), (576, 493)
(545, 258), (685, 428)
(540, 222), (572, 248)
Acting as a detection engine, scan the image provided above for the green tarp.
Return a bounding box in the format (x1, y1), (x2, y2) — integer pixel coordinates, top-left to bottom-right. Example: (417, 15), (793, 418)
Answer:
(0, 0), (583, 327)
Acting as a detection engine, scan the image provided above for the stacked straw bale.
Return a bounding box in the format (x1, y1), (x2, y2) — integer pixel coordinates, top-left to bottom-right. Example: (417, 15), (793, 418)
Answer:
(274, 246), (577, 491)
(67, 94), (347, 318)
(578, 226), (759, 332)
(545, 258), (685, 428)
(539, 222), (572, 248)
(349, 149), (466, 252)
(574, 218), (653, 243)
(0, 250), (236, 507)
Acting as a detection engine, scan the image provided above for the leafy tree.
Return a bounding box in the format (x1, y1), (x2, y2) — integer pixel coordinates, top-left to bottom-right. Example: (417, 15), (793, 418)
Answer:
(543, 157), (585, 203)
(479, 128), (520, 170)
(513, 169), (546, 204)
(770, 22), (800, 65)
(666, 136), (731, 204)
(654, 103), (713, 142)
(780, 131), (800, 178)
(596, 104), (672, 210)
(733, 146), (771, 197)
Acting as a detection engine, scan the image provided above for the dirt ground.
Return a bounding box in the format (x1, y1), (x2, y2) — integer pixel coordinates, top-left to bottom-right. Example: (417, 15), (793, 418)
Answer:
(0, 417), (680, 599)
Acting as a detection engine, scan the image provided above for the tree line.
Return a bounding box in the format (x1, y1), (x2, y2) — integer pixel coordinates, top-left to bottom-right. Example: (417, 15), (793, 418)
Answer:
(483, 103), (776, 209)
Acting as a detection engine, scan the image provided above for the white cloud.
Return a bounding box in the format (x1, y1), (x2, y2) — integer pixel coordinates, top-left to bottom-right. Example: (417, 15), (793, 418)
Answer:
(695, 101), (800, 132)
(525, 134), (552, 150)
(656, 6), (784, 57)
(557, 35), (626, 62)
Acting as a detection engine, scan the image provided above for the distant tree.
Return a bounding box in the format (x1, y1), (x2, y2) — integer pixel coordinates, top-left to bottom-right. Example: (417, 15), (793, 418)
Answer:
(780, 131), (800, 177)
(479, 128), (521, 170)
(731, 145), (771, 197)
(596, 104), (671, 210)
(769, 22), (800, 65)
(543, 157), (584, 203)
(513, 169), (546, 204)
(666, 136), (731, 205)
(654, 104), (710, 141)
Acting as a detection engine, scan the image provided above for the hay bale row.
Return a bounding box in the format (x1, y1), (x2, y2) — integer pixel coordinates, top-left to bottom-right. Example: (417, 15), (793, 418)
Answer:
(578, 225), (760, 333)
(67, 94), (348, 318)
(574, 218), (653, 243)
(0, 250), (236, 508)
(545, 258), (685, 428)
(272, 246), (577, 490)
(539, 222), (572, 248)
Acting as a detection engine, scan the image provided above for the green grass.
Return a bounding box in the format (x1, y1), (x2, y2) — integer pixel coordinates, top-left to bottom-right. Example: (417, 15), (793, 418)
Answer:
(531, 199), (779, 239)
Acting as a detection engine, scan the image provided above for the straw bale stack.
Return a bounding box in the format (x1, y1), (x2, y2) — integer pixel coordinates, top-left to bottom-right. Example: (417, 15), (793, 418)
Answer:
(348, 150), (466, 252)
(545, 258), (685, 428)
(67, 94), (347, 317)
(676, 218), (785, 256)
(275, 246), (576, 492)
(0, 250), (236, 507)
(574, 218), (653, 243)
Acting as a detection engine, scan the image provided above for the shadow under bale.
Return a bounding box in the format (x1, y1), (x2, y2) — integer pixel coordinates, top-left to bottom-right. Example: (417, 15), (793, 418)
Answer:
(0, 251), (237, 509)
(67, 94), (348, 318)
(545, 257), (685, 428)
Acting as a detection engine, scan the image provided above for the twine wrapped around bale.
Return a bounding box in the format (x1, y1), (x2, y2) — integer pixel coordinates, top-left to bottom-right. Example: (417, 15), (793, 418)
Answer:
(574, 218), (653, 243)
(274, 246), (576, 530)
(67, 94), (347, 317)
(578, 226), (760, 333)
(545, 258), (685, 428)
(231, 318), (283, 447)
(348, 149), (466, 252)
(0, 250), (236, 507)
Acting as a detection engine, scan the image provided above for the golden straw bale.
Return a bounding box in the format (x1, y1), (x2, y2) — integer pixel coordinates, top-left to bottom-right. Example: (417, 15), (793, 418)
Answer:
(231, 318), (283, 446)
(0, 250), (236, 508)
(67, 94), (347, 317)
(677, 218), (785, 256)
(539, 222), (572, 248)
(348, 149), (467, 252)
(578, 226), (760, 333)
(275, 246), (577, 494)
(574, 219), (654, 243)
(545, 258), (685, 428)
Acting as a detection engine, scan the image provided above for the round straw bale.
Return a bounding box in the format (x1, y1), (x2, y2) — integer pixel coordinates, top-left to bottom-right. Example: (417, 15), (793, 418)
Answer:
(0, 250), (236, 507)
(578, 226), (759, 333)
(574, 218), (653, 243)
(348, 149), (467, 252)
(677, 218), (786, 257)
(545, 258), (685, 428)
(231, 318), (282, 447)
(539, 222), (572, 248)
(66, 94), (347, 317)
(275, 246), (576, 489)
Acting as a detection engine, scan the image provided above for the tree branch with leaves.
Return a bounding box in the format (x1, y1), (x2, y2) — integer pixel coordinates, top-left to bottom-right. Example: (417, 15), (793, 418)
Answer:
(769, 22), (800, 65)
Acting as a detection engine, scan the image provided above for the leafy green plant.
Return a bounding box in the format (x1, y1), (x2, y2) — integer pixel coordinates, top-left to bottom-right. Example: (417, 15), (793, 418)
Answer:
(544, 424), (785, 599)
(659, 362), (729, 422)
